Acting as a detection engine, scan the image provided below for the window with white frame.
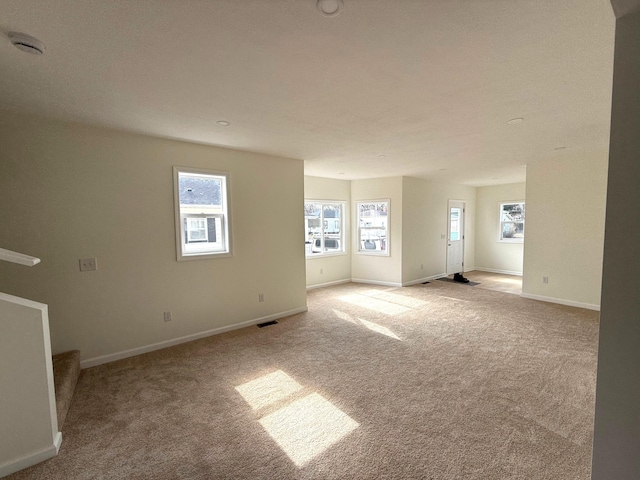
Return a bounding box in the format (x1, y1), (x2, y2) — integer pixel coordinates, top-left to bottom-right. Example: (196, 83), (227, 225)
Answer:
(499, 202), (525, 242)
(304, 201), (346, 257)
(174, 167), (231, 260)
(357, 200), (389, 255)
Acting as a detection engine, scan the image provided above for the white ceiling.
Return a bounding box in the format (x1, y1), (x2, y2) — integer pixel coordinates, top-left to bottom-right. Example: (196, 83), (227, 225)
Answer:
(1, 0), (615, 186)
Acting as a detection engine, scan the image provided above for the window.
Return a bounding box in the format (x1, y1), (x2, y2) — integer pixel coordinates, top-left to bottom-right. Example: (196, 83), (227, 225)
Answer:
(174, 167), (231, 260)
(304, 201), (346, 257)
(357, 200), (389, 255)
(450, 207), (461, 241)
(499, 202), (525, 242)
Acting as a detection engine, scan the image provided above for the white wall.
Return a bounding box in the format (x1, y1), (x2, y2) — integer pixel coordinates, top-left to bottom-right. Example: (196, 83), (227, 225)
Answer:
(522, 152), (608, 309)
(401, 177), (476, 285)
(351, 177), (403, 286)
(307, 175), (476, 288)
(475, 183), (526, 275)
(0, 113), (307, 365)
(0, 293), (60, 477)
(304, 176), (351, 288)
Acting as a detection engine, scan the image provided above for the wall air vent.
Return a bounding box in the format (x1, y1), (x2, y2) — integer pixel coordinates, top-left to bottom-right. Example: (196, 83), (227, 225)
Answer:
(257, 320), (278, 328)
(9, 32), (46, 55)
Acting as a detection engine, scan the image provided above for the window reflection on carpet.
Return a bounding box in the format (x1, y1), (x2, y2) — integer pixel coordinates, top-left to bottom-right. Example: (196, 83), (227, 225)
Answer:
(332, 309), (402, 340)
(235, 370), (303, 410)
(236, 371), (359, 467)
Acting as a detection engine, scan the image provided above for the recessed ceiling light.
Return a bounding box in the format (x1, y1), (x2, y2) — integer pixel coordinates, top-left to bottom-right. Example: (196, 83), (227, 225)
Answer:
(377, 154), (386, 158)
(9, 32), (45, 55)
(507, 117), (523, 125)
(216, 120), (230, 126)
(316, 0), (344, 17)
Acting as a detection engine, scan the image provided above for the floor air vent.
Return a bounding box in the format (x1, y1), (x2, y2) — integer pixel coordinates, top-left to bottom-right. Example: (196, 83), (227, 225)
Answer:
(257, 320), (278, 328)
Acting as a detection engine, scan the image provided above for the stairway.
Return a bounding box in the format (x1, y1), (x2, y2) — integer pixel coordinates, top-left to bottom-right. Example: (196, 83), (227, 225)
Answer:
(52, 350), (81, 429)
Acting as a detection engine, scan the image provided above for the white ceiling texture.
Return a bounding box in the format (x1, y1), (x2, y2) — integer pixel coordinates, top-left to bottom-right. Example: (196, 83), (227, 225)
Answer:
(1, 0), (615, 186)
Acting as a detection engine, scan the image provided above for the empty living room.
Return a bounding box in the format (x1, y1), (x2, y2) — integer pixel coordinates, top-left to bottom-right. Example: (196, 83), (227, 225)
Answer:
(1, 1), (639, 479)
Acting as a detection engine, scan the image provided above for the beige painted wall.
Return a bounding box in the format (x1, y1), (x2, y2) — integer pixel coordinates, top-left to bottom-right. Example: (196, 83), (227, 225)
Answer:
(522, 153), (608, 309)
(475, 183), (526, 275)
(351, 177), (403, 285)
(401, 177), (476, 285)
(0, 113), (307, 364)
(304, 176), (351, 288)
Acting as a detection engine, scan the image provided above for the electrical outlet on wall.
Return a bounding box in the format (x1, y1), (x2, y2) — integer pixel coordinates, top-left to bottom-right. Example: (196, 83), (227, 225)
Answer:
(79, 257), (97, 272)
(542, 276), (549, 284)
(258, 293), (264, 302)
(164, 311), (172, 322)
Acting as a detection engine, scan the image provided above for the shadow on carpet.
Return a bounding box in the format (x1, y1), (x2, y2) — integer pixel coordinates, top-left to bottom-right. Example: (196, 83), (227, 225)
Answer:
(436, 277), (480, 286)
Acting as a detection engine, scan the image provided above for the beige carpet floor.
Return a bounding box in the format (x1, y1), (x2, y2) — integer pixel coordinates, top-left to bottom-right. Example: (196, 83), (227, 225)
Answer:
(9, 280), (599, 479)
(462, 271), (523, 296)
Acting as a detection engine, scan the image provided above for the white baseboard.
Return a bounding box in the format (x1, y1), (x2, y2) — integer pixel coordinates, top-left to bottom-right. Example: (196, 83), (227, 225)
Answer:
(308, 273), (455, 289)
(306, 279), (351, 291)
(520, 293), (600, 311)
(351, 278), (403, 287)
(308, 274), (454, 289)
(80, 307), (309, 369)
(0, 433), (62, 478)
(474, 267), (523, 276)
(402, 273), (448, 286)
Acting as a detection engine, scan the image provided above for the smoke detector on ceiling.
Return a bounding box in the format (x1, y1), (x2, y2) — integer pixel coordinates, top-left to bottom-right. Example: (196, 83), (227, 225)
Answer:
(8, 32), (46, 55)
(316, 0), (344, 17)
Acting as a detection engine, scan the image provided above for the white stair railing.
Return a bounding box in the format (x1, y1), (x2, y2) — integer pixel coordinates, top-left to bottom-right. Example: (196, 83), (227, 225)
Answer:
(0, 247), (61, 477)
(0, 247), (41, 266)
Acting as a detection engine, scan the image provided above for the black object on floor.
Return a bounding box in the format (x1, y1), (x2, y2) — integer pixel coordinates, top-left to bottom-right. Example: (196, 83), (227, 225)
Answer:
(453, 273), (470, 283)
(436, 277), (480, 286)
(422, 281), (430, 284)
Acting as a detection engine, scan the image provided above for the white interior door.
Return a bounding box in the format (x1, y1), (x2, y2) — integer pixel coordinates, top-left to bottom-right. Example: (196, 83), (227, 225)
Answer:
(446, 200), (465, 275)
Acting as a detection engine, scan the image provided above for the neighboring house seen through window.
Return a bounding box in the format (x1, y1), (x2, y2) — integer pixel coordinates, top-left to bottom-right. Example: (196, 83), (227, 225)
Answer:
(499, 202), (525, 242)
(304, 201), (345, 257)
(174, 167), (231, 260)
(357, 200), (389, 255)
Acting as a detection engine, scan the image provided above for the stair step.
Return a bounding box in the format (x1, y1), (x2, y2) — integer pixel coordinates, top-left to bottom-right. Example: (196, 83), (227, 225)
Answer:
(52, 350), (81, 429)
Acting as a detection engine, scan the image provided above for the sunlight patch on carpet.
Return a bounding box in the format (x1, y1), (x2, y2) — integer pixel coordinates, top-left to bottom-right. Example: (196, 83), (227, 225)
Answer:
(496, 277), (522, 285)
(358, 318), (401, 340)
(235, 370), (303, 410)
(333, 309), (402, 340)
(259, 393), (359, 467)
(332, 309), (358, 324)
(363, 291), (428, 309)
(338, 293), (410, 316)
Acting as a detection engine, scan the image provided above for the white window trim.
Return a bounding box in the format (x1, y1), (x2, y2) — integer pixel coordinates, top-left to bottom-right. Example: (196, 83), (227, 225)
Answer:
(356, 199), (390, 256)
(305, 200), (347, 258)
(498, 200), (525, 244)
(173, 166), (232, 261)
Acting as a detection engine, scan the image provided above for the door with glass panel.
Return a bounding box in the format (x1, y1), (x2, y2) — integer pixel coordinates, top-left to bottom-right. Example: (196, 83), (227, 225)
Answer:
(446, 200), (465, 275)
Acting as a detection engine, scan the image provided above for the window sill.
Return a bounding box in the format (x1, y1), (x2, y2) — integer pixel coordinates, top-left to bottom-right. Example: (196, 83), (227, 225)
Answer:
(305, 252), (348, 260)
(177, 251), (233, 261)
